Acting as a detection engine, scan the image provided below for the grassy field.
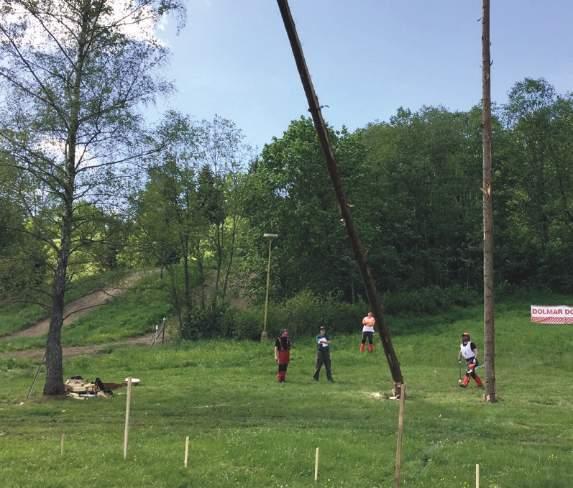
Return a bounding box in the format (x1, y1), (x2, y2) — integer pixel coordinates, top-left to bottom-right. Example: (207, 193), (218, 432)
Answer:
(0, 296), (572, 487)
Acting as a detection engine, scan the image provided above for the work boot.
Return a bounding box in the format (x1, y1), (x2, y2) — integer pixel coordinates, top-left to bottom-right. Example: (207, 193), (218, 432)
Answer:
(462, 375), (470, 387)
(359, 343), (365, 353)
(474, 375), (484, 387)
(367, 344), (374, 353)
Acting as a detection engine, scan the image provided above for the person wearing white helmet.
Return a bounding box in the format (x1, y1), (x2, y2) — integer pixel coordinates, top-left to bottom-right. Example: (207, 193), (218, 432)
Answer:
(458, 332), (484, 388)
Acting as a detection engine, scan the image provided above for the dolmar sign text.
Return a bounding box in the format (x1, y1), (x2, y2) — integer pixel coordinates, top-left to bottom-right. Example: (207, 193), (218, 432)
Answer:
(530, 305), (573, 324)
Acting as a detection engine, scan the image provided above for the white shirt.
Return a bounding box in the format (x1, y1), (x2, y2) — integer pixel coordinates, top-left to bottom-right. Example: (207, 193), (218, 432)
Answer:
(362, 315), (375, 333)
(460, 341), (475, 359)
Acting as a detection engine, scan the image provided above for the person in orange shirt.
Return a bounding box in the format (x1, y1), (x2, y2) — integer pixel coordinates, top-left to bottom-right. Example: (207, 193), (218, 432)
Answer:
(360, 311), (376, 353)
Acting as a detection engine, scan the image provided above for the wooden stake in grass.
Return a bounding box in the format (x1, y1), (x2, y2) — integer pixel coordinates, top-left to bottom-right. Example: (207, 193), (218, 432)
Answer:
(60, 433), (65, 456)
(314, 447), (320, 481)
(476, 463), (480, 488)
(123, 377), (133, 460)
(394, 383), (406, 488)
(184, 436), (189, 468)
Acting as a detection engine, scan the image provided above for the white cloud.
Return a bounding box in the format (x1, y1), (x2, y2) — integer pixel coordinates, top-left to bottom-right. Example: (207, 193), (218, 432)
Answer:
(1, 0), (168, 52)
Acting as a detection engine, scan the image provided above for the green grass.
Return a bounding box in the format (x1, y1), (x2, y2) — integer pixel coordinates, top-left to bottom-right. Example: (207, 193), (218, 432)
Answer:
(0, 302), (45, 336)
(0, 269), (129, 337)
(0, 271), (167, 352)
(0, 296), (572, 487)
(61, 274), (170, 346)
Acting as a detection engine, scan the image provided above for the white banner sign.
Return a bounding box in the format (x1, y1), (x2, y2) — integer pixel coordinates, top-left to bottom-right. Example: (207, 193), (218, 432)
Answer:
(531, 305), (573, 324)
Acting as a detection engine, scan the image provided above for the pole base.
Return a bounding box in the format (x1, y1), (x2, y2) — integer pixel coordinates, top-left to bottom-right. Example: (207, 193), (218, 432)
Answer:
(392, 382), (406, 399)
(260, 330), (268, 341)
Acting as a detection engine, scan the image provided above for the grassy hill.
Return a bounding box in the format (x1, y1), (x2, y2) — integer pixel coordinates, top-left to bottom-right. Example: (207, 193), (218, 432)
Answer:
(0, 294), (572, 487)
(0, 269), (131, 338)
(0, 271), (169, 352)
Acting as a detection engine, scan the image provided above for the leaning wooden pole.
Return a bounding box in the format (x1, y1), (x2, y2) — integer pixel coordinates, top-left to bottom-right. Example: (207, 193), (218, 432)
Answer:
(481, 0), (496, 402)
(277, 0), (403, 390)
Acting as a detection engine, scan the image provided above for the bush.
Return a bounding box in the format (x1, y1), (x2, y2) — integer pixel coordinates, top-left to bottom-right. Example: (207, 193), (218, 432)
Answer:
(225, 307), (261, 341)
(185, 286), (481, 341)
(225, 290), (366, 340)
(384, 286), (479, 315)
(180, 308), (226, 340)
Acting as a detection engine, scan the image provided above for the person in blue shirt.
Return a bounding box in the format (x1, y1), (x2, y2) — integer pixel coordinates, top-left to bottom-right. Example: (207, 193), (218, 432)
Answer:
(313, 325), (334, 382)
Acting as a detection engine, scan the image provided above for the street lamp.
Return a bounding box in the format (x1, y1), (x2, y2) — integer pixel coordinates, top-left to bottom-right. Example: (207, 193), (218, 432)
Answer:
(261, 233), (278, 341)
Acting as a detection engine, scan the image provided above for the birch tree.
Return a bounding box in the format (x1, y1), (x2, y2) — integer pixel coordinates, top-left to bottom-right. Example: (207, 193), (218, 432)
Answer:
(0, 0), (184, 395)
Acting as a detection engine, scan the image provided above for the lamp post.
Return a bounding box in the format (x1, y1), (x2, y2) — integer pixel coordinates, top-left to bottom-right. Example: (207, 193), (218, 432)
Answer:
(261, 233), (278, 341)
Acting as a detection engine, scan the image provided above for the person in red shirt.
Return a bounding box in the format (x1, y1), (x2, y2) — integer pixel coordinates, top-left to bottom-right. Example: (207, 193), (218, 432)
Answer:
(274, 329), (291, 383)
(458, 332), (484, 388)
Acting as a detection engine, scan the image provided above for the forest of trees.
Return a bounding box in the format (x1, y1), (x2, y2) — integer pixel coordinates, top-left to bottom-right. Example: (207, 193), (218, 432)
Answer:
(244, 78), (573, 299)
(3, 76), (572, 312)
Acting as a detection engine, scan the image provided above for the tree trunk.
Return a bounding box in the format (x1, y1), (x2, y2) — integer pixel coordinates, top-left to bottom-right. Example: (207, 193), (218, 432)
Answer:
(43, 219), (71, 395)
(222, 214), (238, 305)
(44, 126), (76, 395)
(212, 223), (223, 310)
(482, 0), (496, 402)
(168, 265), (184, 334)
(196, 244), (206, 311)
(42, 2), (89, 396)
(182, 234), (192, 315)
(277, 0), (403, 391)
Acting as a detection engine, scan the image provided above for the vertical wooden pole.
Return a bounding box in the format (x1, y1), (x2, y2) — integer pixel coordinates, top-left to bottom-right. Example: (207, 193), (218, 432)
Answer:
(481, 0), (496, 403)
(314, 447), (320, 481)
(184, 436), (190, 468)
(123, 377), (132, 460)
(476, 464), (480, 488)
(394, 384), (406, 487)
(60, 433), (65, 456)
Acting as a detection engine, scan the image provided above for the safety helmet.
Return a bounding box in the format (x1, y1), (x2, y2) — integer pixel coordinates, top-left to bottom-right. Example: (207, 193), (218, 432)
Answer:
(461, 332), (470, 342)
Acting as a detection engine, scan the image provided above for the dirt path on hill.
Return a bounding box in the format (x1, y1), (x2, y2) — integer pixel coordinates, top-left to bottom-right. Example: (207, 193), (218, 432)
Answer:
(4, 271), (151, 339)
(1, 332), (159, 360)
(0, 267), (246, 361)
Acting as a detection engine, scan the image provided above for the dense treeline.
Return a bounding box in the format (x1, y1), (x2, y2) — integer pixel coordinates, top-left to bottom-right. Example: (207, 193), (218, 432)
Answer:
(1, 77), (572, 340)
(243, 78), (573, 300)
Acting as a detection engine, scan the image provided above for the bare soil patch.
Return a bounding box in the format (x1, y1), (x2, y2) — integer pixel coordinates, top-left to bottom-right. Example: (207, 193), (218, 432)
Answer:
(1, 332), (157, 360)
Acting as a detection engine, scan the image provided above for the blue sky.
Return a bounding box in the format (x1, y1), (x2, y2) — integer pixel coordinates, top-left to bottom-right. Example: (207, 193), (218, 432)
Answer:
(152, 0), (573, 151)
